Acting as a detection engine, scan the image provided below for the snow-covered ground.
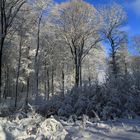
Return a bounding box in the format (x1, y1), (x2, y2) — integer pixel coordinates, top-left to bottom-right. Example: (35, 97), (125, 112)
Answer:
(0, 113), (140, 140)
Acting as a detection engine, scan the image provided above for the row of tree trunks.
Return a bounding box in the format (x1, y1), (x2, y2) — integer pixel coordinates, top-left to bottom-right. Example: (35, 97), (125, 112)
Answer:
(43, 64), (66, 100)
(0, 0), (26, 101)
(35, 13), (43, 102)
(15, 32), (23, 107)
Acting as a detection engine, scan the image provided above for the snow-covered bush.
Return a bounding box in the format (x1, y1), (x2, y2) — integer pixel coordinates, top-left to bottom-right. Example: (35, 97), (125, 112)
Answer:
(58, 104), (74, 117)
(38, 95), (63, 117)
(38, 116), (68, 140)
(74, 96), (89, 116)
(25, 73), (140, 121)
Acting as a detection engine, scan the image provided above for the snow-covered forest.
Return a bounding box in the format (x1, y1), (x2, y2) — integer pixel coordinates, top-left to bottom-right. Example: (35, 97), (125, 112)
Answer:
(0, 0), (140, 139)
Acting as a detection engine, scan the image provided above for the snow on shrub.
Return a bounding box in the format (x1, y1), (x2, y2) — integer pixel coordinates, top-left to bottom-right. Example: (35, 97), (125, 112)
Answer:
(38, 116), (68, 140)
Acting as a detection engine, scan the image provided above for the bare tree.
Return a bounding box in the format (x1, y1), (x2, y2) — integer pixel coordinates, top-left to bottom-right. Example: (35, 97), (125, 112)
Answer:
(15, 29), (23, 107)
(99, 3), (127, 76)
(0, 0), (26, 99)
(30, 0), (52, 100)
(14, 5), (34, 107)
(51, 0), (102, 87)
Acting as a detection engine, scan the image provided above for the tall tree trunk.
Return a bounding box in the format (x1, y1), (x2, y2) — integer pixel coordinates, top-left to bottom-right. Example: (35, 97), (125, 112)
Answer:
(51, 66), (54, 96)
(35, 64), (39, 99)
(6, 67), (9, 98)
(44, 60), (47, 100)
(35, 13), (43, 100)
(112, 51), (117, 76)
(47, 69), (50, 101)
(75, 65), (79, 87)
(25, 76), (29, 106)
(25, 45), (31, 107)
(3, 69), (6, 99)
(3, 66), (9, 99)
(110, 38), (117, 77)
(79, 61), (82, 87)
(24, 76), (29, 113)
(0, 0), (5, 99)
(74, 56), (80, 87)
(44, 78), (47, 101)
(124, 61), (127, 75)
(15, 34), (23, 108)
(0, 37), (5, 100)
(88, 76), (91, 87)
(61, 68), (65, 98)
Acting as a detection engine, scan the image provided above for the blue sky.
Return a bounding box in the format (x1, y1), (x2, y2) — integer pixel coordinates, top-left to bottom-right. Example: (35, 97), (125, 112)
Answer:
(54, 0), (140, 54)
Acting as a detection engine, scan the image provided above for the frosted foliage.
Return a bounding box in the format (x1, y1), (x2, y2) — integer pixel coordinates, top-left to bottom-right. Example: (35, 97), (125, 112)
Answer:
(101, 3), (127, 32)
(0, 114), (67, 140)
(38, 117), (68, 140)
(31, 0), (52, 11)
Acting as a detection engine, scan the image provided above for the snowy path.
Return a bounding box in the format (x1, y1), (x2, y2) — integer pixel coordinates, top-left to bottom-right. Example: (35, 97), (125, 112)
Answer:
(0, 114), (140, 140)
(63, 118), (140, 140)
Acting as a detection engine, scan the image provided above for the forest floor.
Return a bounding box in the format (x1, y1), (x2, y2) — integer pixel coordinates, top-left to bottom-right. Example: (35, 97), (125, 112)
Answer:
(0, 112), (140, 140)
